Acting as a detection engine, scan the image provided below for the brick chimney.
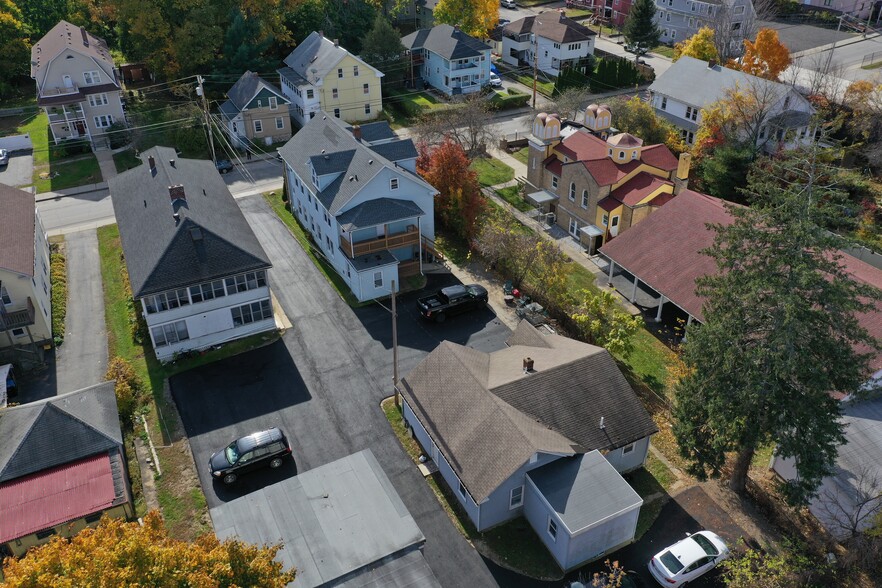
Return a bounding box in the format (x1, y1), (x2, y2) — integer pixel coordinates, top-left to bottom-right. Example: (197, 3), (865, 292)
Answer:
(707, 59), (717, 69)
(168, 185), (186, 202)
(352, 124), (362, 141)
(522, 357), (535, 373)
(673, 152), (691, 195)
(333, 39), (339, 47)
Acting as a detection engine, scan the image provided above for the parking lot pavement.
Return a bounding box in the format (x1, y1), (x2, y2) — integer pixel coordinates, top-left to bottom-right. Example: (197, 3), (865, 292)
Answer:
(0, 153), (34, 188)
(759, 20), (854, 54)
(172, 193), (512, 587)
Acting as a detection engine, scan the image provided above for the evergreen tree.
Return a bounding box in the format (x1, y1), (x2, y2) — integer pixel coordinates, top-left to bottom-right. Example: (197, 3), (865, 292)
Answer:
(673, 147), (882, 503)
(623, 0), (661, 59)
(361, 15), (405, 88)
(213, 10), (276, 77)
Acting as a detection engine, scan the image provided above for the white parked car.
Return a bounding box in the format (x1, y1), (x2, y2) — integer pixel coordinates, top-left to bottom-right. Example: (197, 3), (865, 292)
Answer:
(501, 0), (517, 8)
(488, 73), (503, 88)
(648, 531), (730, 587)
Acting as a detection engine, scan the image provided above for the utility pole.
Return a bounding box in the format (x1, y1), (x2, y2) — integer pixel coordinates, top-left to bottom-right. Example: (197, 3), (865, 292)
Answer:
(391, 279), (400, 408)
(196, 75), (216, 164)
(532, 32), (539, 110)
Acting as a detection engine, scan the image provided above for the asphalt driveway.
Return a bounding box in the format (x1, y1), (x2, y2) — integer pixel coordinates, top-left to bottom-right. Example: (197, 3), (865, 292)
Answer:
(0, 152), (33, 188)
(171, 194), (511, 588)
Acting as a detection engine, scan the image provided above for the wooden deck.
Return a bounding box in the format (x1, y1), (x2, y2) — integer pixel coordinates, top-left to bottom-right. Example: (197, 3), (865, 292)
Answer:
(340, 228), (420, 258)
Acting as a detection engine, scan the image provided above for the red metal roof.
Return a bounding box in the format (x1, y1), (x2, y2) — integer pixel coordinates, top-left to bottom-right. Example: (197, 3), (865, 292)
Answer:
(0, 453), (116, 543)
(609, 172), (672, 207)
(600, 189), (882, 371)
(555, 130), (608, 162)
(640, 144), (679, 171)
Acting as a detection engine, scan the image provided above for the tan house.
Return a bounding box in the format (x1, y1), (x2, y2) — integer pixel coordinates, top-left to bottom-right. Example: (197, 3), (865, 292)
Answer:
(219, 71), (293, 149)
(526, 106), (691, 254)
(30, 21), (126, 149)
(0, 382), (134, 558)
(0, 184), (52, 358)
(278, 32), (384, 127)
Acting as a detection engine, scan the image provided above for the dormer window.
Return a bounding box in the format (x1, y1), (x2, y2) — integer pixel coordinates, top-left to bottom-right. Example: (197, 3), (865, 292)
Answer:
(390, 178), (399, 190)
(618, 150), (625, 160)
(631, 150), (638, 159)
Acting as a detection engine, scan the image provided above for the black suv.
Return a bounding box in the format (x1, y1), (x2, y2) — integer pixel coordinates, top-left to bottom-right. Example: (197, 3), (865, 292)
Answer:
(215, 159), (234, 174)
(209, 427), (291, 484)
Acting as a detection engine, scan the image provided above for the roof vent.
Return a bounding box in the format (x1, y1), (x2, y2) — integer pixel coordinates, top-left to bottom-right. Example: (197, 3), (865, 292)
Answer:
(143, 199), (147, 208)
(707, 59), (717, 69)
(173, 212), (180, 225)
(333, 39), (339, 47)
(168, 185), (186, 201)
(169, 159), (176, 167)
(321, 149), (325, 153)
(368, 159), (373, 165)
(189, 227), (203, 241)
(202, 188), (206, 196)
(324, 155), (329, 160)
(599, 416), (606, 430)
(522, 357), (534, 373)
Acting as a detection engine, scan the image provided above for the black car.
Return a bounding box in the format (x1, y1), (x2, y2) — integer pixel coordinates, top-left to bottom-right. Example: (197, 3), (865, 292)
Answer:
(215, 159), (234, 174)
(209, 427), (292, 484)
(418, 284), (488, 323)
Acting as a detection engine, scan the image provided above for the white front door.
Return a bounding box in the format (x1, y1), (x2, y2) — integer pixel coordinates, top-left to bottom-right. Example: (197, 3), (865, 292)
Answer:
(63, 75), (73, 88)
(610, 215), (620, 237)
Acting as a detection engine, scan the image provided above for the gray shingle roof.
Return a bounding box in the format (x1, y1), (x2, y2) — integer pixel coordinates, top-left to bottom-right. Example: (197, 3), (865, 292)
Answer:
(400, 321), (657, 500)
(504, 14), (596, 44)
(0, 382), (122, 483)
(402, 24), (491, 60)
(528, 451), (642, 532)
(0, 184), (36, 277)
(218, 100), (239, 121)
(31, 21), (115, 84)
(347, 121), (397, 143)
(648, 56), (808, 112)
(226, 70), (285, 111)
(369, 140), (418, 162)
(277, 112), (437, 215)
(282, 32), (378, 86)
(108, 146), (271, 297)
(337, 198), (424, 231)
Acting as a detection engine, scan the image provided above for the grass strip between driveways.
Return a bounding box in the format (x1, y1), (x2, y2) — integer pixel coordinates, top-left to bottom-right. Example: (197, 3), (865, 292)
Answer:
(97, 224), (280, 540)
(382, 398), (564, 581)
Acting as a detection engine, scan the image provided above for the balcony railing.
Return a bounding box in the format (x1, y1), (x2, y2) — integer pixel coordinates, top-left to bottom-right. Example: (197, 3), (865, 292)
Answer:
(452, 62), (478, 71)
(48, 109), (86, 124)
(41, 83), (80, 97)
(340, 227), (420, 258)
(0, 297), (36, 332)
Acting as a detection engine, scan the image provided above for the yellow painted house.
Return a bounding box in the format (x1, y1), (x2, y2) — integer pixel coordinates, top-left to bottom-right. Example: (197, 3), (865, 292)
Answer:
(526, 107), (692, 254)
(278, 32), (384, 127)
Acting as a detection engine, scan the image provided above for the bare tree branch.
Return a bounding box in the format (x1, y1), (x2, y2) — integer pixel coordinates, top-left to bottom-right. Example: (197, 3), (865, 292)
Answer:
(817, 464), (882, 539)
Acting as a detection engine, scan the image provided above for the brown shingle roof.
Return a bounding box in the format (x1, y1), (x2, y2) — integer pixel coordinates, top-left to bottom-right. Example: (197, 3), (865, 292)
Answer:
(400, 322), (656, 501)
(504, 13), (596, 44)
(0, 184), (36, 276)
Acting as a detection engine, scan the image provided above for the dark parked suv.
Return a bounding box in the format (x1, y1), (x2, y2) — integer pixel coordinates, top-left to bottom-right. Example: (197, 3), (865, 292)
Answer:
(209, 427), (292, 484)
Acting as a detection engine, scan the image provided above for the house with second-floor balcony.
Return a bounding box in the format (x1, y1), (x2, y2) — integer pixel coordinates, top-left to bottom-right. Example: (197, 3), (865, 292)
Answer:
(572, 0), (633, 28)
(279, 113), (439, 302)
(30, 20), (126, 150)
(654, 0), (756, 55)
(502, 12), (596, 77)
(0, 184), (52, 360)
(526, 107), (691, 255)
(402, 24), (492, 96)
(219, 71), (292, 149)
(108, 146), (275, 362)
(648, 56), (817, 148)
(278, 32), (384, 127)
(400, 320), (657, 571)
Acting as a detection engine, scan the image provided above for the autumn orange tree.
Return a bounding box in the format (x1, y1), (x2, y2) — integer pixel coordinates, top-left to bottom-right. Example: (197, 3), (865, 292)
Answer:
(673, 27), (719, 63)
(417, 138), (486, 243)
(1, 511), (296, 587)
(732, 28), (790, 81)
(433, 0), (498, 37)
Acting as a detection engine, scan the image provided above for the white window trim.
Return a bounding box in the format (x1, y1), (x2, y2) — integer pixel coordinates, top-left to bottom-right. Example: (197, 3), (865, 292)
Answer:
(547, 517), (558, 541)
(390, 178), (399, 190)
(623, 442), (636, 455)
(509, 485), (524, 509)
(253, 119), (263, 133)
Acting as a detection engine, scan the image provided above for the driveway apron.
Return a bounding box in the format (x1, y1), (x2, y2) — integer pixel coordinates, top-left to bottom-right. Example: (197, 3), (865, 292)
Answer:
(236, 194), (501, 588)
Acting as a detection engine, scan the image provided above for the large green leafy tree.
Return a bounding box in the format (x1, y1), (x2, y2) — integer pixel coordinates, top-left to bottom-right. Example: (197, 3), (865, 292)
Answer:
(361, 14), (405, 89)
(284, 0), (377, 55)
(622, 0), (660, 58)
(673, 148), (882, 504)
(213, 10), (277, 76)
(0, 0), (30, 91)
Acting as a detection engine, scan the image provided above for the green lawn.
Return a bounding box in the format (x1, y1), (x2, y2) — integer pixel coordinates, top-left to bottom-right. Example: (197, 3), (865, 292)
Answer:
(263, 191), (366, 307)
(17, 112), (50, 167)
(512, 147), (530, 165)
(113, 149), (142, 173)
(470, 156), (515, 187)
(651, 45), (677, 59)
(382, 399), (562, 579)
(385, 89), (446, 126)
(861, 61), (882, 70)
(495, 185), (533, 212)
(566, 262), (602, 296)
(97, 224), (278, 539)
(563, 7), (592, 17)
(514, 74), (555, 97)
(34, 156), (102, 193)
(617, 327), (677, 399)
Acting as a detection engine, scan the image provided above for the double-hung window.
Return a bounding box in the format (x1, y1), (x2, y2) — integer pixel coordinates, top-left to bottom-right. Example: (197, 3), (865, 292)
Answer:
(88, 93), (108, 107)
(568, 182), (576, 201)
(254, 120), (263, 133)
(353, 65), (360, 77)
(509, 486), (524, 509)
(363, 83), (370, 94)
(94, 115), (114, 128)
(231, 299), (273, 326)
(269, 96), (278, 109)
(83, 70), (101, 84)
(151, 320), (189, 347)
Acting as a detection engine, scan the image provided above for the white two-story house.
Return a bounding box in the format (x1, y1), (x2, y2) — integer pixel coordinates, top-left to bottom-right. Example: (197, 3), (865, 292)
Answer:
(401, 24), (492, 96)
(648, 56), (817, 149)
(502, 12), (596, 77)
(30, 21), (126, 150)
(0, 184), (52, 358)
(108, 147), (275, 361)
(279, 114), (439, 302)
